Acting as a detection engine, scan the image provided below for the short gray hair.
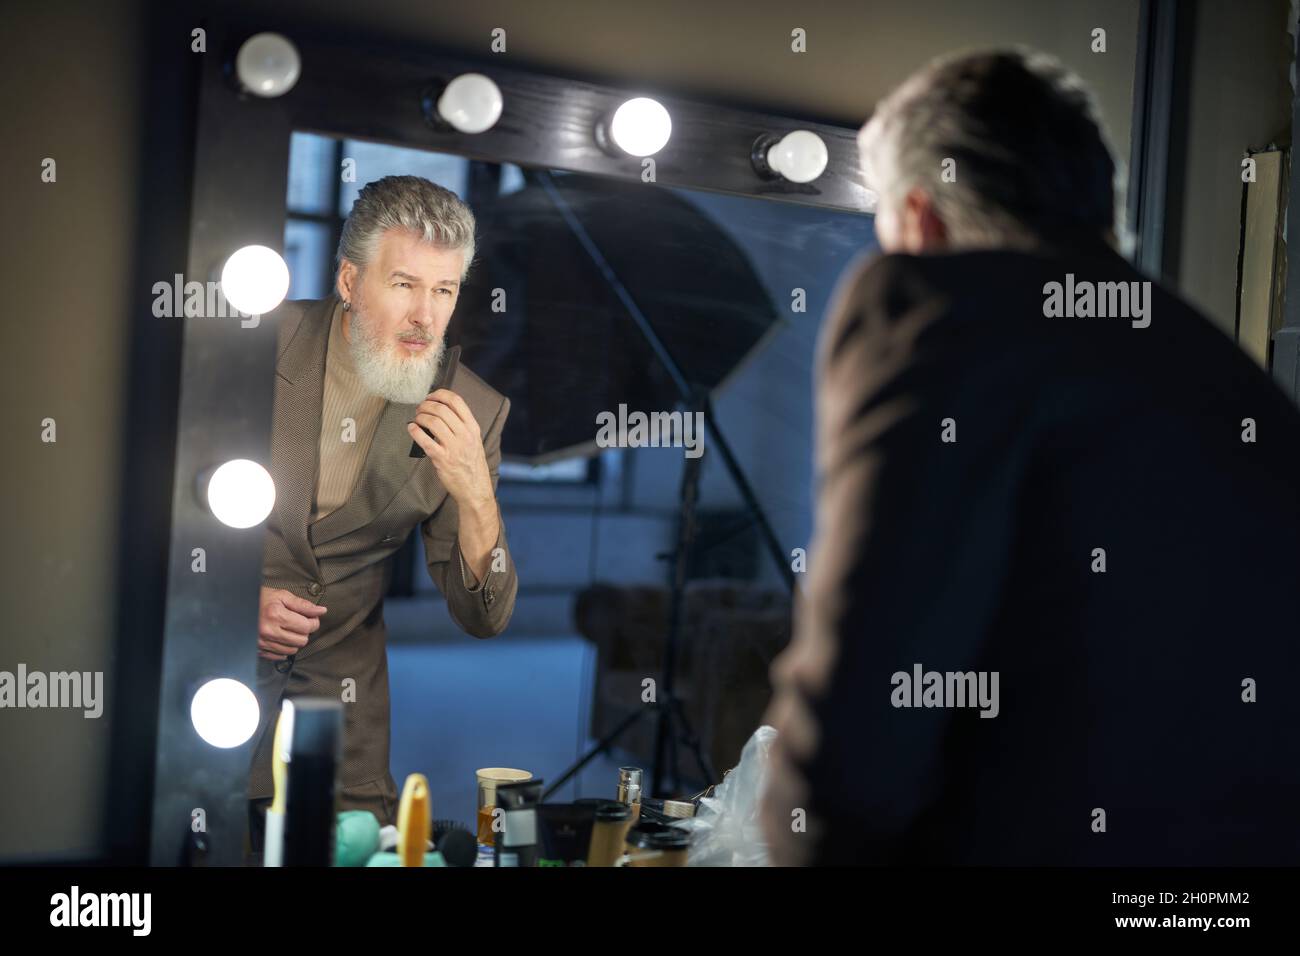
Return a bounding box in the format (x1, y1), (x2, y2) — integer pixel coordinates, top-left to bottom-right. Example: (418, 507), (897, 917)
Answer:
(336, 175), (477, 281)
(858, 49), (1119, 249)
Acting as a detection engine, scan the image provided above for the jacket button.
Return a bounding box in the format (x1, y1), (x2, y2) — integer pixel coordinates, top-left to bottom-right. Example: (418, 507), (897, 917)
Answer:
(485, 585), (496, 606)
(274, 659), (292, 673)
(308, 582), (322, 596)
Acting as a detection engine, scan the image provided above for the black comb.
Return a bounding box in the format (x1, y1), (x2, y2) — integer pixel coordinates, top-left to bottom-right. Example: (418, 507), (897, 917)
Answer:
(409, 346), (462, 458)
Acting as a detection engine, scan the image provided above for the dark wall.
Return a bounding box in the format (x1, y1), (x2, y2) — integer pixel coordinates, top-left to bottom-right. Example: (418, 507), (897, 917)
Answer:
(4, 0), (141, 860)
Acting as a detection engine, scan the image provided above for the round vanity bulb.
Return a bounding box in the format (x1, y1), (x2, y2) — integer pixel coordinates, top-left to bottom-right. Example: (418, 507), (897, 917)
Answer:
(437, 73), (503, 134)
(220, 244), (290, 316)
(767, 130), (829, 184)
(191, 678), (260, 749)
(609, 97), (672, 157)
(235, 32), (302, 98)
(206, 459), (276, 529)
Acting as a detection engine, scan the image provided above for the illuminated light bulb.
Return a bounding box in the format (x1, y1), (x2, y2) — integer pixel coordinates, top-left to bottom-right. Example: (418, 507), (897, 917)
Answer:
(608, 97), (672, 157)
(220, 245), (290, 316)
(437, 73), (503, 134)
(235, 32), (302, 98)
(767, 130), (829, 184)
(191, 678), (260, 748)
(206, 459), (275, 529)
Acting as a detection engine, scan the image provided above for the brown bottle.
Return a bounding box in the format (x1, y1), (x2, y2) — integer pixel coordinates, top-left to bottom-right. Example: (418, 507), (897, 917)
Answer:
(585, 801), (633, 867)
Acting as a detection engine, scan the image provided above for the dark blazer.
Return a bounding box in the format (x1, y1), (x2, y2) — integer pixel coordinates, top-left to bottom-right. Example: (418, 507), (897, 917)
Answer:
(761, 238), (1300, 865)
(246, 297), (518, 805)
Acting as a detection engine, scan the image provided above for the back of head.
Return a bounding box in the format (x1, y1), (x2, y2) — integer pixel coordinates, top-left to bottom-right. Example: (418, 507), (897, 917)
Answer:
(858, 49), (1120, 252)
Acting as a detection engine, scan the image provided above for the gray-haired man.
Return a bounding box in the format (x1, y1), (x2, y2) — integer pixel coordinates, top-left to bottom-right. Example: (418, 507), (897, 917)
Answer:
(761, 50), (1300, 865)
(247, 176), (518, 848)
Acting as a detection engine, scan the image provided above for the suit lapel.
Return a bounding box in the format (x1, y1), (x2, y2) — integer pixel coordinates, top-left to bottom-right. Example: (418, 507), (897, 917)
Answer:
(308, 344), (462, 549)
(271, 298), (334, 579)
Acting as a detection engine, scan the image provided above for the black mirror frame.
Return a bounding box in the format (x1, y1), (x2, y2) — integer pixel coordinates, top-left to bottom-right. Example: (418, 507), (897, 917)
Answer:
(150, 18), (871, 865)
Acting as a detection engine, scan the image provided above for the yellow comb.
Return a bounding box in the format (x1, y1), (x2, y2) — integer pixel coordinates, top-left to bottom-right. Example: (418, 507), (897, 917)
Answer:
(396, 773), (431, 867)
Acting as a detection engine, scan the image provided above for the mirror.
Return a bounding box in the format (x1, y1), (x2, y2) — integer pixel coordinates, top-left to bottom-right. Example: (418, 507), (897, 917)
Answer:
(264, 130), (874, 824)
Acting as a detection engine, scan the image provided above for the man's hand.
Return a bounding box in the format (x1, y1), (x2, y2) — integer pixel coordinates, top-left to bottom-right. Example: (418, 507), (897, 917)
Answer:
(407, 389), (495, 511)
(258, 586), (327, 661)
(407, 388), (502, 585)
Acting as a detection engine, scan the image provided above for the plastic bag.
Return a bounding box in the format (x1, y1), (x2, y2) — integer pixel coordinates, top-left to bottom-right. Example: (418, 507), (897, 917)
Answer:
(677, 724), (776, 866)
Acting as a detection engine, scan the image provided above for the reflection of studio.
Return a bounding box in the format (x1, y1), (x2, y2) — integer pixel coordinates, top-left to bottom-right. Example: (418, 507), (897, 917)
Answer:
(9, 0), (1300, 883)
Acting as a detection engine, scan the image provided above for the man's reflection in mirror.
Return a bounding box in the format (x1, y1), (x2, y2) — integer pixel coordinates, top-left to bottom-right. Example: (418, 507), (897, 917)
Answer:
(247, 176), (518, 856)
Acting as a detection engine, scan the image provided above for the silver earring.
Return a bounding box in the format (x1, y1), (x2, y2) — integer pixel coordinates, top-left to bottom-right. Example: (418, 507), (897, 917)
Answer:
(342, 300), (351, 312)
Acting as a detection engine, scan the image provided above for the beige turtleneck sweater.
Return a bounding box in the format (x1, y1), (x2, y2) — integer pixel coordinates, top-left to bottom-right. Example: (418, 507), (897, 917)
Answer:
(312, 301), (388, 521)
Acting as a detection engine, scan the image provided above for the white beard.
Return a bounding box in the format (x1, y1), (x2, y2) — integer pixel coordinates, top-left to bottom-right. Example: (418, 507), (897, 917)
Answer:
(347, 306), (445, 404)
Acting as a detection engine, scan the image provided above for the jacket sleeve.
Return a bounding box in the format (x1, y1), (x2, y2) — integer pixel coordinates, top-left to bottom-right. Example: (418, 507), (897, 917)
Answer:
(760, 254), (1028, 865)
(420, 395), (518, 638)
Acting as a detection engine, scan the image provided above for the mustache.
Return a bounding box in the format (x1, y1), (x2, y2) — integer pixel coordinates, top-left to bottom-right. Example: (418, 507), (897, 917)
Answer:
(396, 331), (434, 344)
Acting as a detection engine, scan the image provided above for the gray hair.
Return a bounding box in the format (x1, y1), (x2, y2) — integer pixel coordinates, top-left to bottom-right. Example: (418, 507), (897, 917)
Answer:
(858, 48), (1120, 250)
(336, 174), (477, 281)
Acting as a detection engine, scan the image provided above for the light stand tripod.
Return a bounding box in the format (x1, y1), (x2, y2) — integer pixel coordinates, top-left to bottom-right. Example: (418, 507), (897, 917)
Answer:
(536, 171), (796, 802)
(543, 399), (715, 801)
